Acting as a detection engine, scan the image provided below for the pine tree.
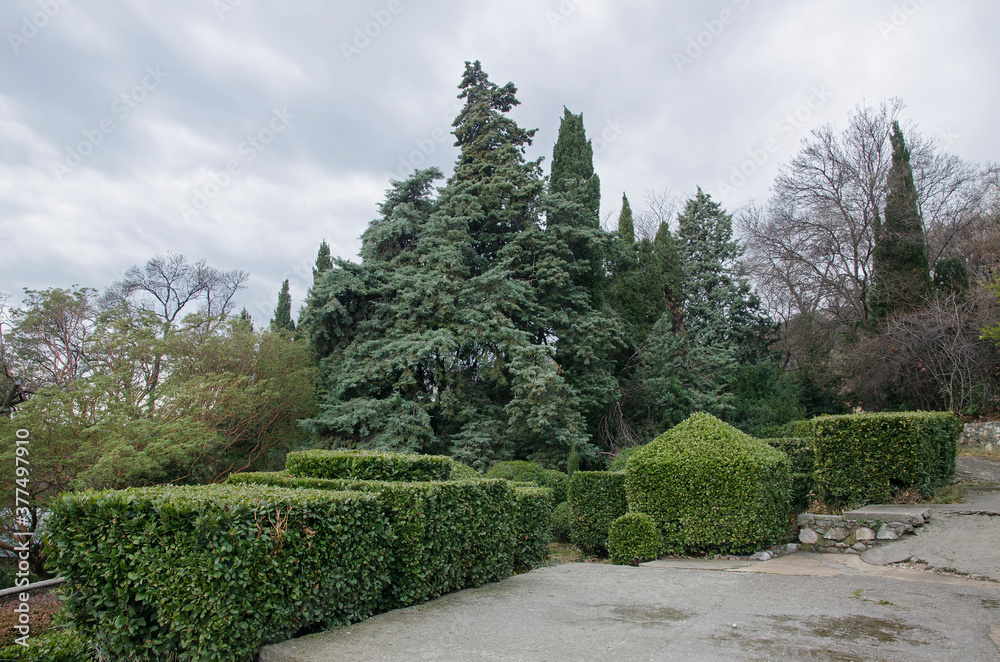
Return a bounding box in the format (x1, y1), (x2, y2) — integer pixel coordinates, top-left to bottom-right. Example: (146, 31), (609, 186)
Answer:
(270, 280), (295, 332)
(870, 121), (931, 322)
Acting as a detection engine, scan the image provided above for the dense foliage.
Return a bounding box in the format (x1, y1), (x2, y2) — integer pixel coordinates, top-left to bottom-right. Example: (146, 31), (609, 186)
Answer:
(567, 471), (627, 556)
(608, 512), (663, 566)
(625, 412), (790, 555)
(812, 411), (961, 507)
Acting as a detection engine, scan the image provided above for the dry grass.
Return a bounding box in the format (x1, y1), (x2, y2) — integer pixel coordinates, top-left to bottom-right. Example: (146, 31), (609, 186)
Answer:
(546, 542), (610, 565)
(959, 447), (1000, 462)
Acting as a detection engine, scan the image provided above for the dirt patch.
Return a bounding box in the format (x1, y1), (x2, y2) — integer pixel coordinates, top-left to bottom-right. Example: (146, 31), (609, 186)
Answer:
(955, 455), (1000, 486)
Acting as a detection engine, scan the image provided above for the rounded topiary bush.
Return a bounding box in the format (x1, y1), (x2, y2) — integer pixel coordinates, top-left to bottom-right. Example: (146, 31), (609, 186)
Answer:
(626, 412), (791, 555)
(551, 500), (573, 543)
(608, 512), (662, 565)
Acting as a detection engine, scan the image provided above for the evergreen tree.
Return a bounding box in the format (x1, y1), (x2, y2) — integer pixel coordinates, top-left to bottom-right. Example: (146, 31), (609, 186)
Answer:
(617, 193), (635, 245)
(313, 240), (333, 284)
(529, 108), (620, 447)
(448, 60), (543, 274)
(677, 188), (771, 364)
(870, 121), (931, 322)
(270, 280), (295, 332)
(302, 65), (591, 470)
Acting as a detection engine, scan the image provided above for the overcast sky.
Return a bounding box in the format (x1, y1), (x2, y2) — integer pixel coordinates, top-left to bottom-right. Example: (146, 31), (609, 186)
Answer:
(2, 0), (997, 324)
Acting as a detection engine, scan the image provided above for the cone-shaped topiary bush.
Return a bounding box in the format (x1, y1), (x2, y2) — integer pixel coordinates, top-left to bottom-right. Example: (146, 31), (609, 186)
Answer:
(625, 412), (791, 555)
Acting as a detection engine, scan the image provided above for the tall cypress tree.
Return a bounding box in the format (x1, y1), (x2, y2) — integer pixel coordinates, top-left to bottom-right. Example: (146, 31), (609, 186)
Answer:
(530, 107), (619, 447)
(617, 193), (635, 245)
(870, 121), (931, 322)
(270, 280), (295, 332)
(313, 240), (333, 283)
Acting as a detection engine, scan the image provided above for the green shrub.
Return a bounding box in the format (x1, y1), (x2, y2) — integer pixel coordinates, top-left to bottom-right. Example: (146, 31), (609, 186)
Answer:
(286, 449), (453, 482)
(46, 484), (388, 662)
(608, 512), (663, 566)
(789, 419), (815, 438)
(448, 460), (481, 480)
(568, 471), (627, 556)
(626, 412), (791, 555)
(0, 628), (93, 661)
(228, 472), (515, 610)
(540, 470), (568, 505)
(813, 411), (962, 508)
(484, 462), (567, 504)
(485, 461), (547, 485)
(764, 437), (815, 509)
(511, 486), (554, 570)
(607, 445), (643, 472)
(550, 501), (573, 543)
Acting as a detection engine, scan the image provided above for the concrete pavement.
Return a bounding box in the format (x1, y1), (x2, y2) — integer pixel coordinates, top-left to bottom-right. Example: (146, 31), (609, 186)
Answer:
(260, 556), (1000, 661)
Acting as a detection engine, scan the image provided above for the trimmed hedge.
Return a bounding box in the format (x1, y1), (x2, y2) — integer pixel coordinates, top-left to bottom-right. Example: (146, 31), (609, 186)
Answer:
(764, 437), (815, 509)
(511, 486), (554, 569)
(550, 501), (572, 543)
(485, 460), (547, 484)
(626, 412), (791, 555)
(285, 449), (454, 482)
(46, 484), (389, 661)
(813, 411), (961, 508)
(568, 471), (627, 556)
(0, 628), (92, 661)
(227, 472), (517, 609)
(541, 470), (569, 505)
(608, 512), (662, 566)
(484, 461), (568, 505)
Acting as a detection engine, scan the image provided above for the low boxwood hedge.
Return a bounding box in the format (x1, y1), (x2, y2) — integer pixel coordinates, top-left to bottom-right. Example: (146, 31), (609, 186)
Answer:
(550, 501), (572, 543)
(45, 484), (389, 662)
(608, 512), (662, 566)
(626, 412), (791, 555)
(285, 449), (454, 482)
(813, 411), (961, 507)
(567, 471), (627, 556)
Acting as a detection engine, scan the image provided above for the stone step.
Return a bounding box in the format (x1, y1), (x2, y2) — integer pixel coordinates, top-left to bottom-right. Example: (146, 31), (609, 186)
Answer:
(842, 505), (930, 526)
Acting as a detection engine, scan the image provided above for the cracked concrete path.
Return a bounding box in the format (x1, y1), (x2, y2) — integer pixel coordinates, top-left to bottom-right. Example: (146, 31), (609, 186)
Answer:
(261, 456), (1000, 661)
(261, 559), (1000, 662)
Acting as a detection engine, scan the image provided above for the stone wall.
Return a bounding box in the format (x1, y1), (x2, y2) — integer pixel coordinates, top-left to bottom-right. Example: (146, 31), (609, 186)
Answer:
(959, 422), (999, 450)
(796, 511), (925, 554)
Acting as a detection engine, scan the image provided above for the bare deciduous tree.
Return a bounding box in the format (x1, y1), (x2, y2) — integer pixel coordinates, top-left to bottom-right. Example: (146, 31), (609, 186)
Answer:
(741, 99), (990, 332)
